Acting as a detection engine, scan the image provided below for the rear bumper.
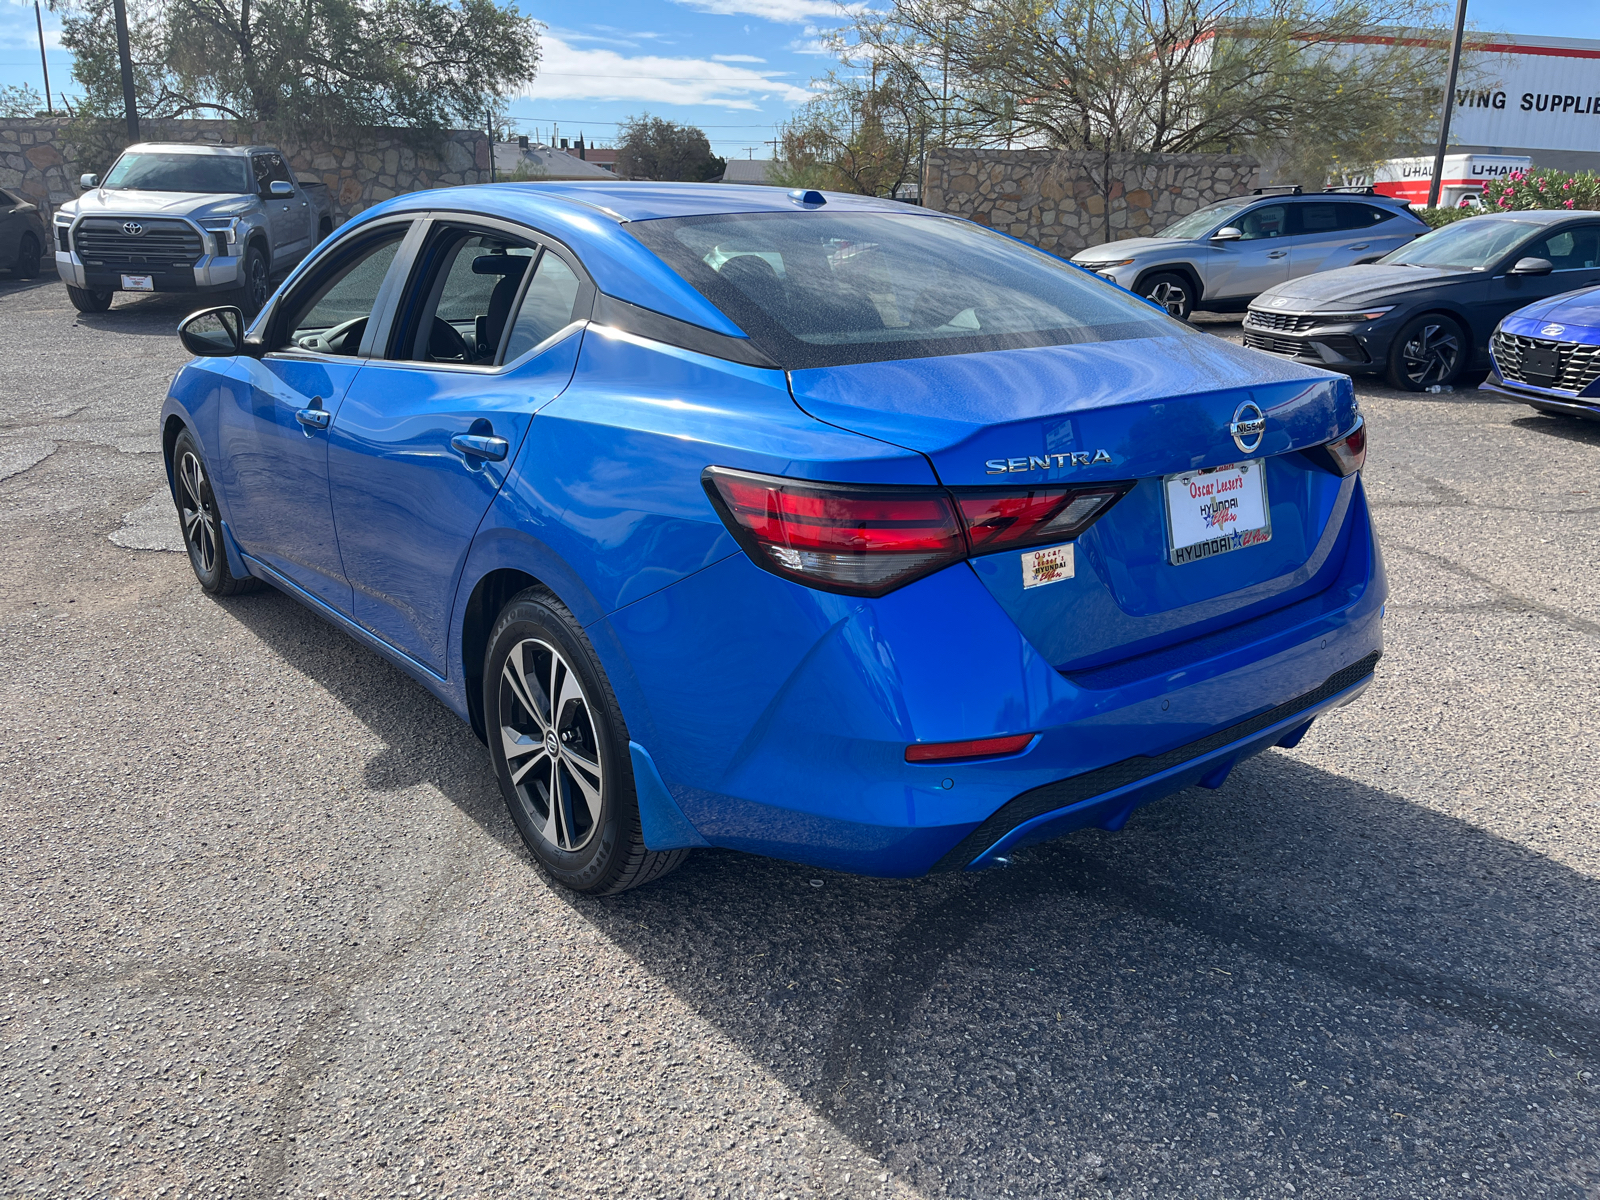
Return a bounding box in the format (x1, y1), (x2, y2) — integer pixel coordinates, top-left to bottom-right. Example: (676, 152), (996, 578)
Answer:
(597, 476), (1387, 877)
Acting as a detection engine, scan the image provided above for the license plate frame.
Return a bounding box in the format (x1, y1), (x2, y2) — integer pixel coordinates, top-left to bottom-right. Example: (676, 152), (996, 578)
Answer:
(1522, 343), (1561, 387)
(120, 274), (155, 292)
(1163, 461), (1272, 566)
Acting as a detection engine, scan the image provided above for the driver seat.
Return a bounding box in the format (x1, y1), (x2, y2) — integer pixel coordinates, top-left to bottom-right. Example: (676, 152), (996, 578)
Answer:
(473, 253), (532, 359)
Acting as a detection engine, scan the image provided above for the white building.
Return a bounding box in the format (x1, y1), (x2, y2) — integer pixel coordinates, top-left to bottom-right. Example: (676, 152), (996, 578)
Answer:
(1441, 34), (1600, 172)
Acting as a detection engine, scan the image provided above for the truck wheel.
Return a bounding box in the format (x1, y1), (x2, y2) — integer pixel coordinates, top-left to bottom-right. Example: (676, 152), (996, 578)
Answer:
(232, 245), (270, 318)
(14, 233), (41, 279)
(66, 284), (113, 313)
(318, 217), (333, 241)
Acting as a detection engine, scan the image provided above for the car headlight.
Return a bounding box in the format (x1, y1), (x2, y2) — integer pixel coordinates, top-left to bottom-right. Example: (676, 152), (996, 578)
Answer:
(199, 217), (241, 253)
(1305, 306), (1395, 323)
(1079, 257), (1136, 270)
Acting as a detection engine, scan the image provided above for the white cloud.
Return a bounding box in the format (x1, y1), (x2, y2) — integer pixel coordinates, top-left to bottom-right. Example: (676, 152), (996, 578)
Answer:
(712, 53), (766, 62)
(523, 34), (815, 110)
(671, 0), (850, 23)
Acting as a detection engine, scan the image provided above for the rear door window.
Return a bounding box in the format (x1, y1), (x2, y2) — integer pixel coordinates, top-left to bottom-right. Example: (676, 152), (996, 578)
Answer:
(503, 253), (583, 362)
(1292, 204), (1342, 235)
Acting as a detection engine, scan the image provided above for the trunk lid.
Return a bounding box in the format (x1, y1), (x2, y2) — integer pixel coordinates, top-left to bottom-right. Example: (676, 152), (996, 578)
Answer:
(788, 333), (1361, 672)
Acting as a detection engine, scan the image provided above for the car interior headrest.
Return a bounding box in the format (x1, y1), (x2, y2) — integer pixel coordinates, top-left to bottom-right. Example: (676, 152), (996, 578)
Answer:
(472, 254), (530, 276)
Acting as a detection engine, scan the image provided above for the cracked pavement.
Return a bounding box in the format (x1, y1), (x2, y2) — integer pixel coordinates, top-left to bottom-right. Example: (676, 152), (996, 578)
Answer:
(2, 275), (1598, 1199)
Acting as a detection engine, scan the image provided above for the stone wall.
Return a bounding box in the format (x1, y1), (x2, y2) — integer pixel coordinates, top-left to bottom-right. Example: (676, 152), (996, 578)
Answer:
(0, 118), (490, 222)
(923, 149), (1262, 256)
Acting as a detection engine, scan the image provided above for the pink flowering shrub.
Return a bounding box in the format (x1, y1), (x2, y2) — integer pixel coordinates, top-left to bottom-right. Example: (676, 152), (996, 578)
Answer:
(1481, 168), (1600, 212)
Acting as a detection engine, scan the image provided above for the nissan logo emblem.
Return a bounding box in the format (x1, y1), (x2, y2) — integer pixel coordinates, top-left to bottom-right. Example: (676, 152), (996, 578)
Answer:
(1229, 400), (1267, 454)
(122, 221), (144, 237)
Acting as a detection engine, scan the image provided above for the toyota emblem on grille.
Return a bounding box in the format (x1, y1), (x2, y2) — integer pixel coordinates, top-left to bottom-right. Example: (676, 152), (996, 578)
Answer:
(1540, 323), (1566, 337)
(121, 221), (145, 237)
(1228, 400), (1267, 454)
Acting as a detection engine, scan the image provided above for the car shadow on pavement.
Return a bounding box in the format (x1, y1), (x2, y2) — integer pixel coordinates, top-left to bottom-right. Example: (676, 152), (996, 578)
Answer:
(1511, 413), (1600, 446)
(220, 585), (1600, 1194)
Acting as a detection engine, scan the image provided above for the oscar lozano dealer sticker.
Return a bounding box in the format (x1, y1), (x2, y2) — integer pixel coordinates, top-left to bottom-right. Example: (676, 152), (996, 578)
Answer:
(1021, 543), (1074, 589)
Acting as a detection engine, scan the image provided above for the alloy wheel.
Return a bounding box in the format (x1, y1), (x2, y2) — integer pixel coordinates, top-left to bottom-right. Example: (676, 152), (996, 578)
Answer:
(1145, 279), (1188, 318)
(1399, 322), (1460, 386)
(247, 255), (269, 310)
(499, 638), (606, 853)
(175, 450), (217, 575)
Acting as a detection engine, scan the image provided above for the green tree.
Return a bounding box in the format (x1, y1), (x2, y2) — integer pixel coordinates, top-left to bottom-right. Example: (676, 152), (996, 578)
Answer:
(614, 115), (725, 182)
(51, 0), (540, 132)
(773, 66), (931, 197)
(0, 83), (48, 118)
(834, 0), (1466, 186)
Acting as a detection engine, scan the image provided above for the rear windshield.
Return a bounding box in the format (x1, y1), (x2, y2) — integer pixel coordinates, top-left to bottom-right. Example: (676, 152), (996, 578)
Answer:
(626, 211), (1178, 369)
(102, 152), (252, 194)
(1379, 217), (1538, 270)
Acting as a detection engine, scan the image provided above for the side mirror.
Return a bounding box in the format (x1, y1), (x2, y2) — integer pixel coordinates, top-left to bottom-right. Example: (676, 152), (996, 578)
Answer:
(1211, 226), (1243, 242)
(269, 180), (294, 198)
(1508, 256), (1553, 276)
(178, 306), (245, 357)
(80, 173), (99, 189)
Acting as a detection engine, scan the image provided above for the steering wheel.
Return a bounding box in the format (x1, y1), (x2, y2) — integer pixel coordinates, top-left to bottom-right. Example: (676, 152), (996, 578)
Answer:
(428, 317), (474, 363)
(296, 316), (367, 355)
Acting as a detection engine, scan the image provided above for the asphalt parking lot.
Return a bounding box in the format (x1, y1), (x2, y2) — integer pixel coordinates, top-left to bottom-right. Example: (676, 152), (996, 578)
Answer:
(2, 270), (1597, 1200)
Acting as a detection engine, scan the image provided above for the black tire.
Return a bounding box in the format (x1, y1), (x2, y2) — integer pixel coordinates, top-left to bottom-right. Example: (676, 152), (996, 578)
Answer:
(66, 284), (113, 313)
(318, 217), (333, 241)
(14, 233), (41, 279)
(1138, 271), (1195, 320)
(170, 429), (259, 596)
(485, 589), (689, 895)
(232, 243), (270, 319)
(1386, 313), (1466, 391)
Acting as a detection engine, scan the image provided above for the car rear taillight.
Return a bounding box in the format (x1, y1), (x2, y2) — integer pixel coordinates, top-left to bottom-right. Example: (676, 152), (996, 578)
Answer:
(1305, 417), (1366, 477)
(702, 467), (1132, 597)
(905, 733), (1035, 763)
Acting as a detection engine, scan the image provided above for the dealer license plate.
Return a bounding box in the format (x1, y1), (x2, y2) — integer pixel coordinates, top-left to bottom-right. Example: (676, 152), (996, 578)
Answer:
(121, 274), (154, 292)
(1521, 343), (1561, 387)
(1164, 461), (1271, 565)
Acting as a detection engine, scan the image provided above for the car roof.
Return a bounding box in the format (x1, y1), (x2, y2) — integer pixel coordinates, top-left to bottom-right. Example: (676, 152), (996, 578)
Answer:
(346, 182), (951, 338)
(120, 143), (272, 157)
(1462, 208), (1600, 224)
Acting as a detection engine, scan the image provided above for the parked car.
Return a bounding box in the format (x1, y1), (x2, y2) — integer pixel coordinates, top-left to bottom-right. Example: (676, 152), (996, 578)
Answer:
(1240, 210), (1600, 390)
(0, 185), (48, 279)
(1480, 284), (1600, 420)
(1071, 187), (1426, 318)
(52, 142), (334, 316)
(162, 182), (1384, 894)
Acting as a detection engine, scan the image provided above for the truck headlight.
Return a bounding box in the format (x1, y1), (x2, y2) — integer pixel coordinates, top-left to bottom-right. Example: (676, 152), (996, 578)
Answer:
(53, 217), (72, 253)
(199, 218), (241, 255)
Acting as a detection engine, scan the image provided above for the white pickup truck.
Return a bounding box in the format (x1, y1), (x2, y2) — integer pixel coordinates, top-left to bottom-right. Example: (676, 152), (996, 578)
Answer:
(52, 142), (335, 316)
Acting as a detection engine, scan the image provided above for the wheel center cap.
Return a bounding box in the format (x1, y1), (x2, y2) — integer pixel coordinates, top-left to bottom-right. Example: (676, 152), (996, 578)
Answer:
(545, 730), (560, 759)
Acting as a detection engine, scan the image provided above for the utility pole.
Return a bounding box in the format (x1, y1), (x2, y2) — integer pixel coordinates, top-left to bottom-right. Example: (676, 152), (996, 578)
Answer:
(110, 0), (138, 141)
(1427, 0), (1469, 209)
(34, 1), (52, 114)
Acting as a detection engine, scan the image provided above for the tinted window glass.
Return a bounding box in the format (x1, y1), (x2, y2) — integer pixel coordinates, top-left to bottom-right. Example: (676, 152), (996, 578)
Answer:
(251, 152), (292, 195)
(102, 152), (252, 194)
(401, 230), (538, 364)
(628, 212), (1176, 369)
(1525, 225), (1600, 270)
(1342, 204), (1393, 229)
(1295, 203), (1341, 234)
(284, 231), (405, 354)
(1381, 218), (1539, 269)
(503, 253), (582, 362)
(0, 188), (15, 205)
(1236, 205), (1287, 240)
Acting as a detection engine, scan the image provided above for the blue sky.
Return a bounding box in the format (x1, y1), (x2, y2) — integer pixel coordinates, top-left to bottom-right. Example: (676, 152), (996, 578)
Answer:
(3, 0), (1599, 159)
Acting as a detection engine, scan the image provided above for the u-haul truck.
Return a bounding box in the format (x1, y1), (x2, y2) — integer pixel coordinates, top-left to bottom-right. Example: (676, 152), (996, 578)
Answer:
(1371, 154), (1533, 208)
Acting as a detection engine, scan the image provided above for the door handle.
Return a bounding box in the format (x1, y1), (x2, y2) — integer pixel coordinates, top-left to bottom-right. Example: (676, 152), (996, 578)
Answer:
(1346, 243), (1370, 250)
(451, 433), (509, 462)
(1267, 250), (1288, 259)
(295, 398), (331, 432)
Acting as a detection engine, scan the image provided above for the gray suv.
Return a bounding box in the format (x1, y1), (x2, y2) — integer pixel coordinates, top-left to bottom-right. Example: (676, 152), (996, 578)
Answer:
(1071, 188), (1428, 319)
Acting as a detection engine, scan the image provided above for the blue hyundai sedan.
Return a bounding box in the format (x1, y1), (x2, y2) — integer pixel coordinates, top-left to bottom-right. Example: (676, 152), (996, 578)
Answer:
(162, 182), (1385, 894)
(1481, 283), (1600, 419)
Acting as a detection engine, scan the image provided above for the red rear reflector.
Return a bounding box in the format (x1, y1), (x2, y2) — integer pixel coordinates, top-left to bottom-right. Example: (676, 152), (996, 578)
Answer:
(1307, 417), (1366, 476)
(703, 467), (1133, 598)
(906, 733), (1035, 763)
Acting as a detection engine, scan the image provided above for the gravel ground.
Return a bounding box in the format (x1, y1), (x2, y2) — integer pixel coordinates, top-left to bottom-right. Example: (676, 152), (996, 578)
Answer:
(2, 272), (1597, 1200)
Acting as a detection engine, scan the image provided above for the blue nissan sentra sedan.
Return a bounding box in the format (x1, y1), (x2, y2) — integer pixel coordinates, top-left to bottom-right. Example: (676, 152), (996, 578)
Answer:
(1481, 283), (1600, 420)
(162, 182), (1385, 894)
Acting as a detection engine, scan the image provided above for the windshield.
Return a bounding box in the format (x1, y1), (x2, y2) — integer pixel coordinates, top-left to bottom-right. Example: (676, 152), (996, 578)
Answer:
(1379, 217), (1538, 270)
(102, 152), (252, 194)
(628, 211), (1178, 369)
(1156, 199), (1254, 240)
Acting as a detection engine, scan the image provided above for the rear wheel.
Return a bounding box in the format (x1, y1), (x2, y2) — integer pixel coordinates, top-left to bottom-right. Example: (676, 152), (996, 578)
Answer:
(66, 284), (113, 313)
(1386, 314), (1466, 391)
(1138, 272), (1194, 320)
(14, 233), (41, 279)
(171, 429), (259, 596)
(485, 590), (688, 895)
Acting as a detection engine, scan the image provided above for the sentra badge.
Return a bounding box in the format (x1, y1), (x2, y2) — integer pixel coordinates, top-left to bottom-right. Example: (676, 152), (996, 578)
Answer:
(985, 449), (1114, 474)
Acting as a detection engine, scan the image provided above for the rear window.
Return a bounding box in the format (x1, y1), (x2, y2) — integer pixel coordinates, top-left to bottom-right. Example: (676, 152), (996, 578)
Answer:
(626, 211), (1178, 369)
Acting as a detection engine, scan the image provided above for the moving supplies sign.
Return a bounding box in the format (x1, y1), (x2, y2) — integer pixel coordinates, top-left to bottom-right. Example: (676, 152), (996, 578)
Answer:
(1442, 37), (1600, 153)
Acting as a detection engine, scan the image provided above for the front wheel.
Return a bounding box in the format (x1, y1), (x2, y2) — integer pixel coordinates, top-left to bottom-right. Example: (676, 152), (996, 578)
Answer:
(485, 590), (688, 895)
(66, 284), (113, 313)
(1138, 272), (1194, 320)
(1387, 314), (1466, 391)
(170, 429), (259, 596)
(231, 244), (270, 319)
(14, 233), (41, 279)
